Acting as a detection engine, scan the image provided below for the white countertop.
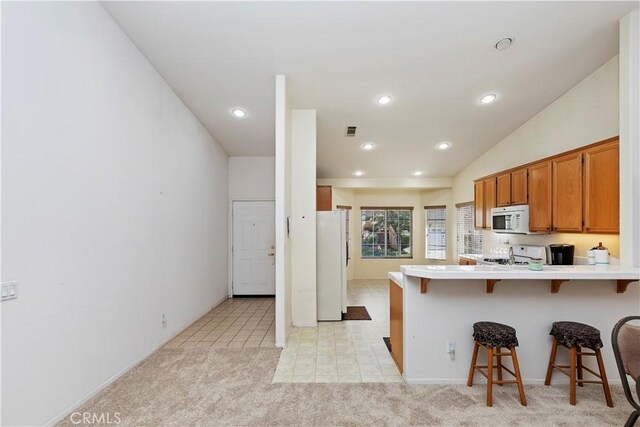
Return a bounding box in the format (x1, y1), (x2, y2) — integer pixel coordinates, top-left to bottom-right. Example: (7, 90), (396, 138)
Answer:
(388, 272), (403, 287)
(401, 264), (640, 281)
(458, 254), (489, 262)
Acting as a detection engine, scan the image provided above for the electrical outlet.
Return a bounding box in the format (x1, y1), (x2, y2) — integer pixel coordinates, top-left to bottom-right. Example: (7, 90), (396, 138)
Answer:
(161, 313), (167, 327)
(1, 281), (18, 302)
(447, 340), (456, 360)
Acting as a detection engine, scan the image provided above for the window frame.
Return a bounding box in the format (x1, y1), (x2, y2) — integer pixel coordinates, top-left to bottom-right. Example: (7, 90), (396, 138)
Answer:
(456, 201), (483, 257)
(424, 205), (447, 261)
(360, 206), (413, 259)
(336, 205), (352, 262)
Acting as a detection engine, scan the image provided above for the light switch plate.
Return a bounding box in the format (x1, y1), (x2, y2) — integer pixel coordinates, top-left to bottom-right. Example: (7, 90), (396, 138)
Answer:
(1, 281), (18, 302)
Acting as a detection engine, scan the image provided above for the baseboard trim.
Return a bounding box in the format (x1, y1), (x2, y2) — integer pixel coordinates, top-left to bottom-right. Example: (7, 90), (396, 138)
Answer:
(403, 378), (622, 385)
(232, 294), (275, 298)
(46, 297), (228, 427)
(292, 321), (318, 328)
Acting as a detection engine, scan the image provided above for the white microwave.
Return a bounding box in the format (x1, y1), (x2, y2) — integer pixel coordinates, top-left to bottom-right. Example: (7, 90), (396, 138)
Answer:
(491, 205), (530, 234)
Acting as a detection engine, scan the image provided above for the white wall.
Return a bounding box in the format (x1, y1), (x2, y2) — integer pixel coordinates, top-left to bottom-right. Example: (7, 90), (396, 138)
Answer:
(619, 11), (640, 268)
(452, 56), (622, 260)
(1, 3), (228, 425)
(228, 156), (275, 200)
(274, 75), (292, 347)
(290, 110), (317, 327)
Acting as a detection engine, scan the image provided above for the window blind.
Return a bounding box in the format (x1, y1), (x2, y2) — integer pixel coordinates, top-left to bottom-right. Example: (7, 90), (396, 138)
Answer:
(456, 203), (483, 256)
(425, 206), (447, 260)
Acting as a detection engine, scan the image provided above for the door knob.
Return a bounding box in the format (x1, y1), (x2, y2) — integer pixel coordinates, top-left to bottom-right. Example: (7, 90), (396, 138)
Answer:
(267, 251), (275, 256)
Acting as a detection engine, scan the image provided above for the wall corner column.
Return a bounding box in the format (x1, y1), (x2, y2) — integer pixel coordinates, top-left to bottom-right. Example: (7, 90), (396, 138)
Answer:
(291, 109), (318, 326)
(619, 11), (640, 267)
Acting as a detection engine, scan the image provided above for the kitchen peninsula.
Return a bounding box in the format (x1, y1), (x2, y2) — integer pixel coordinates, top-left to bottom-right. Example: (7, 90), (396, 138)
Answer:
(391, 265), (639, 384)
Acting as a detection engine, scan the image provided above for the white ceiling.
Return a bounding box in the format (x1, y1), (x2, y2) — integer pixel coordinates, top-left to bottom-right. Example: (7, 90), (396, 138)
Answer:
(103, 1), (638, 179)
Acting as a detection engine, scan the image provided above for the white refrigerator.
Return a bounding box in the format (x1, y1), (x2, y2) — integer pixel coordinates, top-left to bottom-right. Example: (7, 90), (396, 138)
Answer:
(316, 210), (348, 321)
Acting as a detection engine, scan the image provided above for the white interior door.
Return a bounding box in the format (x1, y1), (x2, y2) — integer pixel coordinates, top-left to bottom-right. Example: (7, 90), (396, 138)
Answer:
(233, 201), (276, 295)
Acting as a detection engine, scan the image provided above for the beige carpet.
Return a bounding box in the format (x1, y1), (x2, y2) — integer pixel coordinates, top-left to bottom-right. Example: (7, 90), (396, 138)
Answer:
(57, 347), (633, 426)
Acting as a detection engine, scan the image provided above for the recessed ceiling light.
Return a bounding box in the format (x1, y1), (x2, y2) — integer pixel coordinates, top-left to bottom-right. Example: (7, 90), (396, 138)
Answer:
(436, 142), (451, 150)
(480, 94), (497, 104)
(413, 171), (423, 176)
(495, 37), (514, 51)
(353, 170), (365, 176)
(361, 143), (375, 151)
(231, 108), (246, 118)
(377, 95), (392, 105)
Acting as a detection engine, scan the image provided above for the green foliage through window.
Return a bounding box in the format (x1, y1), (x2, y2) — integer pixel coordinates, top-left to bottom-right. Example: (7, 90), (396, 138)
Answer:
(361, 209), (412, 258)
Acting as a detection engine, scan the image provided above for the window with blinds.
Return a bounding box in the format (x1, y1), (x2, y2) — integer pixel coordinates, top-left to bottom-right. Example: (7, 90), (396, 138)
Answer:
(456, 202), (483, 255)
(425, 206), (446, 260)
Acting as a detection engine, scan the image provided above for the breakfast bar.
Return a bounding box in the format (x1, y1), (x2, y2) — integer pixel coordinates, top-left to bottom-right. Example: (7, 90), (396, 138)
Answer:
(392, 265), (640, 385)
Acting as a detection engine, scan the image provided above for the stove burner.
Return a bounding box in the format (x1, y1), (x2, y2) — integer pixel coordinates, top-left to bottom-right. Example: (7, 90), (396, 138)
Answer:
(483, 258), (529, 265)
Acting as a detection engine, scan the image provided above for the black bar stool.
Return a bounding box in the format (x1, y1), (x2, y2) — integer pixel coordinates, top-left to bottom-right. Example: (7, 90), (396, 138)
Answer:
(544, 321), (613, 407)
(467, 321), (527, 407)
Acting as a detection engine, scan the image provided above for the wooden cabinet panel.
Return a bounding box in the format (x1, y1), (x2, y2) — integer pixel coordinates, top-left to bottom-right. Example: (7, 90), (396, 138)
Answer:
(496, 173), (511, 207)
(316, 185), (332, 211)
(389, 280), (403, 373)
(584, 141), (619, 233)
(484, 177), (497, 229)
(528, 161), (552, 232)
(470, 137), (619, 236)
(474, 180), (484, 229)
(511, 168), (528, 205)
(552, 152), (583, 232)
(474, 178), (496, 229)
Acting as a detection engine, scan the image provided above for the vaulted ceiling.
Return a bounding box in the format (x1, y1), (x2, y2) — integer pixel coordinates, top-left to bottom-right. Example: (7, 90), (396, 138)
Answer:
(104, 1), (638, 178)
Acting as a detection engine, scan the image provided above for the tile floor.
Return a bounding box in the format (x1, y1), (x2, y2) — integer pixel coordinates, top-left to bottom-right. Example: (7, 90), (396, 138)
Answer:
(273, 279), (403, 383)
(163, 297), (275, 349)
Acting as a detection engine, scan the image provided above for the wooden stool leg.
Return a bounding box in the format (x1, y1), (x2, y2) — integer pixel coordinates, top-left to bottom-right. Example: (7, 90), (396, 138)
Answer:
(570, 347), (577, 405)
(510, 347), (527, 406)
(496, 346), (503, 386)
(467, 341), (479, 387)
(577, 346), (584, 387)
(544, 338), (558, 386)
(487, 347), (494, 407)
(595, 349), (613, 408)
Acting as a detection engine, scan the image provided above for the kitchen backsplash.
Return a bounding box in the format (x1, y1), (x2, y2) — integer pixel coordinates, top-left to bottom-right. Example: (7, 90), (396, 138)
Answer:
(482, 230), (620, 260)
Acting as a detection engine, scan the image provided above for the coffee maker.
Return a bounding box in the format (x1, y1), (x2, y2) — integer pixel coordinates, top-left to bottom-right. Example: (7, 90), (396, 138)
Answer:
(548, 244), (575, 265)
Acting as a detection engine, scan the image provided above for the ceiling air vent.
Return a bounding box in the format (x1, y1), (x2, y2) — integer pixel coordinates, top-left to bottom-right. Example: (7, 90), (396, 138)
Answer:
(345, 126), (357, 137)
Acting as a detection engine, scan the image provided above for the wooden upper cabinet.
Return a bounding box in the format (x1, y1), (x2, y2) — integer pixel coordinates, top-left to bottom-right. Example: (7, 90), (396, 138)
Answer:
(484, 177), (497, 229)
(496, 173), (511, 207)
(316, 185), (332, 211)
(552, 152), (583, 232)
(584, 140), (619, 233)
(474, 180), (484, 229)
(528, 161), (553, 232)
(470, 137), (619, 236)
(510, 168), (528, 205)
